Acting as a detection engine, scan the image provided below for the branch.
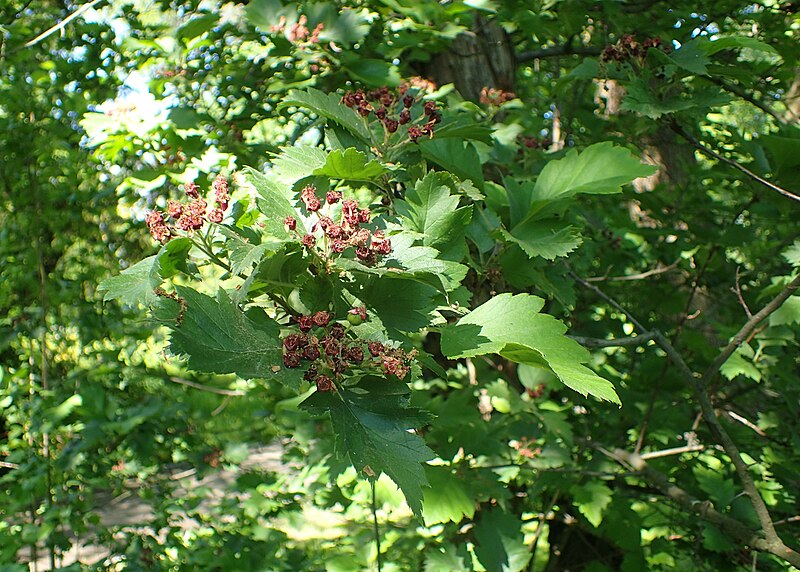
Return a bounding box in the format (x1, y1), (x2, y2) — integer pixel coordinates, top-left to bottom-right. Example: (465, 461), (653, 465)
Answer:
(22, 0), (104, 48)
(608, 448), (800, 566)
(517, 44), (601, 63)
(576, 277), (800, 566)
(570, 332), (656, 348)
(168, 376), (246, 396)
(703, 274), (800, 384)
(584, 259), (681, 282)
(639, 444), (705, 460)
(701, 76), (788, 124)
(670, 122), (800, 204)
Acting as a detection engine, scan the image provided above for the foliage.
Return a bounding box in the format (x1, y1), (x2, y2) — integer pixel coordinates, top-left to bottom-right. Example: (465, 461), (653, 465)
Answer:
(2, 0), (800, 571)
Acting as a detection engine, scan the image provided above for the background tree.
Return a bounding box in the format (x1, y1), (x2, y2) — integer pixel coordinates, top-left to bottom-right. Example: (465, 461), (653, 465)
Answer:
(2, 1), (799, 570)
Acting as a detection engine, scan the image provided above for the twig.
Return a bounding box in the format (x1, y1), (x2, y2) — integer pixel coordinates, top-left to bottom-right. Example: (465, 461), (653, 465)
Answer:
(724, 410), (767, 438)
(569, 332), (657, 348)
(22, 0), (105, 48)
(734, 267), (753, 318)
(570, 271), (648, 332)
(701, 76), (788, 124)
(517, 43), (601, 63)
(639, 444), (705, 460)
(584, 259), (680, 282)
(168, 376), (246, 396)
(670, 122), (800, 204)
(0, 461), (20, 469)
(372, 480), (382, 572)
(703, 274), (800, 384)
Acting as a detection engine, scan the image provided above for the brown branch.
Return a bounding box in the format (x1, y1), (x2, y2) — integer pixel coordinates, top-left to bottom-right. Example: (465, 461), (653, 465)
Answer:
(670, 122), (800, 204)
(702, 76), (788, 124)
(577, 277), (800, 566)
(608, 448), (800, 565)
(569, 332), (657, 348)
(703, 274), (800, 384)
(584, 259), (680, 282)
(639, 444), (705, 460)
(517, 44), (601, 63)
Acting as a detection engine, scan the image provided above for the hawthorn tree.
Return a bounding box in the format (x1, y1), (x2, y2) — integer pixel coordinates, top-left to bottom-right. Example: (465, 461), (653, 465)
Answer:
(2, 1), (800, 571)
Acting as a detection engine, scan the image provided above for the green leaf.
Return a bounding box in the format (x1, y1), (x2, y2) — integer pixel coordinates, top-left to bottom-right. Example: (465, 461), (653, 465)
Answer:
(531, 142), (657, 203)
(473, 508), (531, 572)
(280, 88), (372, 143)
(418, 138), (484, 190)
(702, 36), (780, 58)
(312, 148), (387, 181)
(158, 237), (193, 278)
(242, 166), (296, 240)
(271, 145), (328, 183)
(502, 219), (582, 260)
(783, 240), (800, 267)
(422, 466), (476, 526)
(769, 296), (800, 326)
(434, 117), (494, 144)
(719, 344), (761, 382)
(154, 286), (302, 388)
(98, 255), (161, 306)
(396, 171), (473, 259)
(572, 481), (613, 527)
(440, 294), (619, 403)
(342, 57), (401, 86)
(670, 39), (711, 75)
(300, 377), (435, 516)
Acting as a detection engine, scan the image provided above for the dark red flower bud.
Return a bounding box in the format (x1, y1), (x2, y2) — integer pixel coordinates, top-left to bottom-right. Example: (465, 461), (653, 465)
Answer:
(298, 315), (314, 332)
(368, 341), (384, 357)
(213, 174), (230, 205)
(316, 375), (334, 392)
(381, 92), (394, 107)
(284, 215), (297, 231)
(424, 101), (437, 116)
(303, 365), (319, 381)
(356, 246), (372, 261)
(357, 103), (372, 117)
(408, 125), (423, 142)
(375, 107), (387, 120)
(303, 345), (321, 361)
(331, 239), (346, 253)
(326, 190), (342, 204)
(341, 199), (360, 226)
(403, 95), (413, 108)
(329, 323), (346, 339)
(348, 345), (364, 363)
(358, 208), (371, 223)
(283, 352), (302, 368)
(384, 118), (399, 133)
(312, 311), (331, 327)
(301, 234), (316, 249)
(349, 305), (368, 321)
(323, 337), (340, 356)
(283, 333), (303, 352)
(398, 109), (411, 125)
(208, 208), (224, 223)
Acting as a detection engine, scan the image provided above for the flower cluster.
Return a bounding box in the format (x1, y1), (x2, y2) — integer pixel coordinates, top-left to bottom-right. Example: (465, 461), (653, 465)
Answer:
(270, 15), (324, 44)
(601, 35), (666, 63)
(285, 185), (391, 265)
(341, 86), (442, 142)
(145, 175), (230, 243)
(282, 307), (416, 391)
(479, 87), (516, 106)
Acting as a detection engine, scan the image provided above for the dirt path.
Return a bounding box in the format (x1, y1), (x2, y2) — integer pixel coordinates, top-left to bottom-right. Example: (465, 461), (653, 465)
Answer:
(19, 444), (286, 571)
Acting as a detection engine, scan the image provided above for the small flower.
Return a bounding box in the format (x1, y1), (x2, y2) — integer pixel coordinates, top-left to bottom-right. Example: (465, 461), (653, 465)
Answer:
(312, 311), (331, 327)
(356, 246), (372, 261)
(167, 200), (183, 219)
(301, 234), (316, 249)
(208, 208), (224, 223)
(348, 345), (364, 362)
(316, 375), (334, 392)
(284, 215), (297, 231)
(368, 341), (384, 357)
(375, 107), (387, 120)
(146, 210), (171, 243)
(303, 365), (319, 381)
(341, 199), (360, 226)
(403, 95), (413, 108)
(212, 174), (230, 210)
(398, 109), (411, 125)
(283, 352), (302, 368)
(283, 333), (305, 352)
(331, 239), (346, 253)
(384, 118), (399, 133)
(424, 101), (438, 116)
(370, 231), (391, 255)
(358, 208), (371, 224)
(185, 181), (200, 199)
(300, 185), (322, 212)
(303, 345), (321, 361)
(408, 126), (423, 142)
(329, 323), (346, 339)
(298, 315), (314, 332)
(349, 306), (368, 321)
(326, 190), (342, 204)
(322, 337), (340, 356)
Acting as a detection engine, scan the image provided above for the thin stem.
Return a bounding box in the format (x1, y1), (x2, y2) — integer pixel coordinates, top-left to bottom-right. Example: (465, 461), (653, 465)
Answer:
(670, 122), (800, 204)
(372, 480), (382, 572)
